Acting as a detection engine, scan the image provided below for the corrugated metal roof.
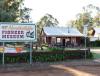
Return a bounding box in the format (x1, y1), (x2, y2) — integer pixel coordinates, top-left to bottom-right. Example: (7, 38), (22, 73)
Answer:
(94, 28), (100, 34)
(43, 27), (83, 37)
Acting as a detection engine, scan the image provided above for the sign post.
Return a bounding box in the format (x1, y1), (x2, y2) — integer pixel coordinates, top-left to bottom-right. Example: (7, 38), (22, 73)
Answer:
(84, 24), (88, 59)
(30, 42), (32, 64)
(0, 23), (37, 64)
(2, 42), (5, 65)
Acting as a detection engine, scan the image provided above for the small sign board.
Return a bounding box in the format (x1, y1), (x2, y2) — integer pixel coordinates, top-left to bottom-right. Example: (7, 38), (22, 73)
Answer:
(0, 23), (37, 42)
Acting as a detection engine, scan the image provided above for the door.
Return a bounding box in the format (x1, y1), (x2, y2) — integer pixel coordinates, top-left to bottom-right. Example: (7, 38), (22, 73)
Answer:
(62, 39), (65, 46)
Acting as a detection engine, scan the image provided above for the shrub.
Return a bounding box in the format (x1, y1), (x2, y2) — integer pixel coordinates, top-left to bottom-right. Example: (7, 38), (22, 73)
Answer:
(0, 49), (93, 64)
(90, 40), (100, 47)
(48, 47), (64, 51)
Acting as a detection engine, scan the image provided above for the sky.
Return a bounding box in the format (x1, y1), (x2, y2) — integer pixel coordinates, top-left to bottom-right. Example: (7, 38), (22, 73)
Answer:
(24, 0), (100, 26)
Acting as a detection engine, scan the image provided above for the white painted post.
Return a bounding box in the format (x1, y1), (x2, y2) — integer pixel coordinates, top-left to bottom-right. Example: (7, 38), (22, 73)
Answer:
(30, 42), (32, 64)
(84, 25), (88, 59)
(2, 42), (5, 65)
(84, 36), (86, 59)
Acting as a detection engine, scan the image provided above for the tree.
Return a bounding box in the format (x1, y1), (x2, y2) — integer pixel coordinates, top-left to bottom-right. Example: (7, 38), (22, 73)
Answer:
(0, 0), (31, 22)
(76, 12), (92, 33)
(88, 27), (95, 36)
(36, 13), (59, 41)
(20, 7), (32, 23)
(93, 13), (100, 27)
(68, 4), (100, 35)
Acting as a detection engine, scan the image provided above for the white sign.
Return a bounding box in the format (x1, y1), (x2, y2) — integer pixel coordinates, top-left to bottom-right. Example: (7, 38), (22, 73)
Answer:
(0, 23), (36, 42)
(83, 25), (88, 37)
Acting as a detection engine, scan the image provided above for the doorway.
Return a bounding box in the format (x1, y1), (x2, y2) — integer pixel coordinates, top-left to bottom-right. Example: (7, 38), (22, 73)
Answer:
(62, 39), (65, 46)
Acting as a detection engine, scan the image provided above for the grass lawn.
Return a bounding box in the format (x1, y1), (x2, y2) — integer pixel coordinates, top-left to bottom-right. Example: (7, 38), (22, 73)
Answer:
(92, 53), (100, 59)
(90, 47), (100, 59)
(91, 47), (100, 49)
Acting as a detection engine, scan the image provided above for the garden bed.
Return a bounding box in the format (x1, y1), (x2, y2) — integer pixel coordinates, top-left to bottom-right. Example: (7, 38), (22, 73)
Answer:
(0, 49), (93, 64)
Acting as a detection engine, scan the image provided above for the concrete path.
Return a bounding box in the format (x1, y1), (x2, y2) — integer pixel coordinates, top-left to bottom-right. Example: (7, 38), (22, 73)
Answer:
(90, 48), (100, 53)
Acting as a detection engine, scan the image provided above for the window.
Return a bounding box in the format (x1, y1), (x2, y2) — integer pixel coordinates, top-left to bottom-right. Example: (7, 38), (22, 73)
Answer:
(57, 38), (60, 43)
(66, 38), (70, 42)
(52, 37), (56, 43)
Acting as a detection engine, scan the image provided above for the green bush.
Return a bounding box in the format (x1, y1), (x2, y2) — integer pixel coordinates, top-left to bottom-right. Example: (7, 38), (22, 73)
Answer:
(90, 40), (100, 47)
(0, 50), (93, 64)
(48, 47), (64, 51)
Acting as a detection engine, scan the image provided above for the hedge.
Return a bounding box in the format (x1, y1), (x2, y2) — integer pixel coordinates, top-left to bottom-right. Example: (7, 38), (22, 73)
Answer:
(90, 40), (100, 47)
(0, 49), (93, 64)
